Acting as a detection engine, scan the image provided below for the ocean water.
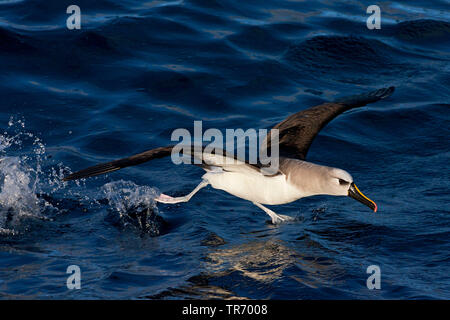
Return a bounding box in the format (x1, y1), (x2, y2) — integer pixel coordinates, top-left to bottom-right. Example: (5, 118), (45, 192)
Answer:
(0, 0), (449, 299)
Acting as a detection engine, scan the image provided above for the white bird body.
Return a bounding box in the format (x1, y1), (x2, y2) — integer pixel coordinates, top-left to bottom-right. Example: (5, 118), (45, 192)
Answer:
(203, 170), (301, 205)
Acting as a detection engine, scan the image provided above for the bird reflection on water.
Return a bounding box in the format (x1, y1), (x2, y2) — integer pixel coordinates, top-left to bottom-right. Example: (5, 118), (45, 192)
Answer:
(150, 234), (346, 299)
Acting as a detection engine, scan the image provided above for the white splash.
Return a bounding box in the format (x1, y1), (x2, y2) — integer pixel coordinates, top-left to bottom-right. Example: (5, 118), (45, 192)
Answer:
(101, 180), (162, 235)
(0, 116), (161, 235)
(0, 117), (68, 234)
(101, 180), (159, 217)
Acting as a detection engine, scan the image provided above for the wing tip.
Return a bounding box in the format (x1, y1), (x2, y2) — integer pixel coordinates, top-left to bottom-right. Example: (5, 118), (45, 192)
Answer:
(62, 145), (175, 181)
(371, 86), (395, 99)
(336, 86), (395, 108)
(62, 164), (120, 181)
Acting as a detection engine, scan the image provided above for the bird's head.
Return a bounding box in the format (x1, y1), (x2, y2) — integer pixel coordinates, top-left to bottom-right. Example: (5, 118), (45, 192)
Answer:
(325, 168), (377, 212)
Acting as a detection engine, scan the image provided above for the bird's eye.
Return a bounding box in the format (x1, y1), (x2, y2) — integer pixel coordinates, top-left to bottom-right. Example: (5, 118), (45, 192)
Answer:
(339, 179), (349, 185)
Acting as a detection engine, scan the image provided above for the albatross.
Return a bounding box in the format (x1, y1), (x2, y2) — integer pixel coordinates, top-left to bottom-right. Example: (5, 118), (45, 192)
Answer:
(63, 86), (395, 224)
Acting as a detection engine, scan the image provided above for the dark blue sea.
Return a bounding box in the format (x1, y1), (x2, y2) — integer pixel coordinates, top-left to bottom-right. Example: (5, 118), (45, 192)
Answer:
(0, 0), (449, 299)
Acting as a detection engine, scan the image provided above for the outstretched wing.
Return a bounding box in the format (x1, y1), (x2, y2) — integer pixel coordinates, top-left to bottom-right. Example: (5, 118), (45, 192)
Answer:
(264, 86), (395, 160)
(63, 146), (174, 181)
(63, 86), (395, 181)
(62, 145), (266, 181)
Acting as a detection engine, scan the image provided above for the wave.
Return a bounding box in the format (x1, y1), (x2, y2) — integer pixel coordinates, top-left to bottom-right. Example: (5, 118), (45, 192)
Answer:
(0, 26), (34, 52)
(389, 19), (450, 45)
(284, 35), (409, 83)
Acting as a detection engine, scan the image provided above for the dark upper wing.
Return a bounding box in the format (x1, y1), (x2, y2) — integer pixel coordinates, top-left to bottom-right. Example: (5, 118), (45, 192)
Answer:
(264, 86), (395, 160)
(63, 145), (268, 181)
(62, 146), (174, 181)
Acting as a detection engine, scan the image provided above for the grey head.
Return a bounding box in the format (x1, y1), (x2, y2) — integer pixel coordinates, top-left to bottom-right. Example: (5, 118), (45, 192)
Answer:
(279, 158), (377, 212)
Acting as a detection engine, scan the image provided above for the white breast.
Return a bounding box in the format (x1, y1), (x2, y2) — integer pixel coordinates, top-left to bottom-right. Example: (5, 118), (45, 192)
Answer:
(202, 171), (303, 205)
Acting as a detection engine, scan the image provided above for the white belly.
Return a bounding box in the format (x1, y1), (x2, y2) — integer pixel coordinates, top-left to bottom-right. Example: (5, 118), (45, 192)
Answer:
(202, 171), (302, 205)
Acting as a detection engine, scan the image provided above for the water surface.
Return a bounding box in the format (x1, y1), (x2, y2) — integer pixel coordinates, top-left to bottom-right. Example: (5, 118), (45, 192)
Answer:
(0, 0), (449, 299)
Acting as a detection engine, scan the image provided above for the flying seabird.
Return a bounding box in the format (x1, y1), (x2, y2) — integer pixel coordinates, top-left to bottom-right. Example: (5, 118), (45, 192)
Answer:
(63, 86), (395, 224)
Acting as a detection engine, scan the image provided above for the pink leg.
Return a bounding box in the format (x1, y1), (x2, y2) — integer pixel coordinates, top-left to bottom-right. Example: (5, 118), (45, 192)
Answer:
(155, 180), (209, 204)
(155, 193), (176, 203)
